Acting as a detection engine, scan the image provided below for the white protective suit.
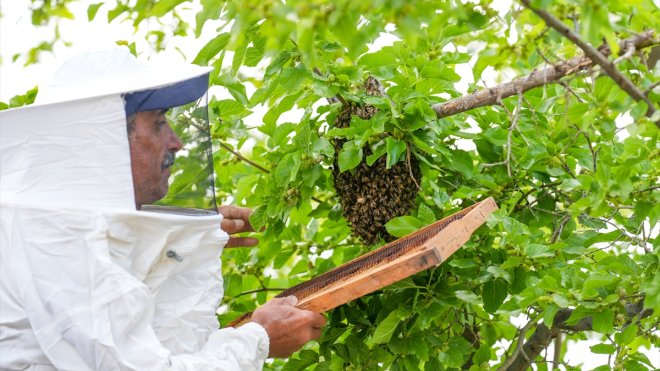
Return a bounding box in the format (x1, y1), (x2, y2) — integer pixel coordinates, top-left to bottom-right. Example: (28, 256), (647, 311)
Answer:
(0, 50), (269, 370)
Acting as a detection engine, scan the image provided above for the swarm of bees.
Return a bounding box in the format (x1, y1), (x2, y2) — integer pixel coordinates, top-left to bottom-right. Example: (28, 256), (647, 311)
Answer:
(331, 77), (421, 245)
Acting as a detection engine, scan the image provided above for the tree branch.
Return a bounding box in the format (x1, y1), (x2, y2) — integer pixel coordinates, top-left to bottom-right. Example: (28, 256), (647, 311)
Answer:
(504, 305), (653, 371)
(505, 322), (556, 371)
(498, 318), (538, 371)
(521, 0), (657, 119)
(552, 334), (562, 370)
(431, 31), (658, 120)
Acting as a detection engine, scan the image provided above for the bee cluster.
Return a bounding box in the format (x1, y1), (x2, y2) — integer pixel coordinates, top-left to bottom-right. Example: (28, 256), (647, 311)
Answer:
(331, 77), (421, 245)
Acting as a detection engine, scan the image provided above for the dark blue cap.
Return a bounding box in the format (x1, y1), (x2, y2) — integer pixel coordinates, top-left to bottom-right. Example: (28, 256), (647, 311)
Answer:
(124, 73), (210, 116)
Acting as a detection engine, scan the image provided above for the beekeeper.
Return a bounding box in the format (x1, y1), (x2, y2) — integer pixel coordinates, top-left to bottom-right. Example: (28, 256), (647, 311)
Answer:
(0, 49), (326, 370)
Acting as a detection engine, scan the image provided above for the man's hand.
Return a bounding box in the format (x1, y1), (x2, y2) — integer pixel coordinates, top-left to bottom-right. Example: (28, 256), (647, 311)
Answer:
(218, 205), (258, 248)
(250, 296), (327, 358)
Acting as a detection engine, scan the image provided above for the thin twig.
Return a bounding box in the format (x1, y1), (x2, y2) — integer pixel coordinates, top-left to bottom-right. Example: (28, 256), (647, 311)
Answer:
(521, 0), (657, 120)
(482, 161), (507, 167)
(572, 125), (598, 173)
(506, 92), (524, 177)
(631, 185), (660, 194)
(552, 334), (562, 370)
(536, 47), (554, 66)
(481, 91), (523, 174)
(561, 161), (576, 179)
(218, 141), (325, 203)
(405, 144), (422, 191)
(591, 217), (646, 246)
(613, 44), (636, 64)
(645, 81), (660, 95)
(219, 141), (271, 173)
(551, 214), (571, 244)
(559, 80), (586, 102)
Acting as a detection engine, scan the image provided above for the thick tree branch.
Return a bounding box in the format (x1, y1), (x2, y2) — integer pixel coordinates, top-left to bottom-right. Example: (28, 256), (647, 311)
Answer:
(505, 305), (654, 371)
(505, 322), (556, 371)
(521, 0), (657, 119)
(432, 31), (658, 120)
(498, 318), (538, 371)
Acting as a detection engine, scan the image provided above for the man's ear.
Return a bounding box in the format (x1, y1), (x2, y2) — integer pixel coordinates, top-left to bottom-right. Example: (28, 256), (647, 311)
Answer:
(126, 113), (137, 134)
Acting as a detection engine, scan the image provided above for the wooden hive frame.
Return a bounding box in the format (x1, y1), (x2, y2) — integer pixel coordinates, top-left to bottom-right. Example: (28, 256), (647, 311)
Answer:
(229, 197), (498, 327)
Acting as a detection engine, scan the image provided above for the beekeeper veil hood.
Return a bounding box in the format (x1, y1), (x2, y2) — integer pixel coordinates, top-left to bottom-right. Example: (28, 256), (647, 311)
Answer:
(1, 49), (217, 212)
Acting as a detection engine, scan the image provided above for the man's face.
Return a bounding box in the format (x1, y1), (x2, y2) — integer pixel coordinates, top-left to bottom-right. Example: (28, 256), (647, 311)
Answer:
(128, 110), (183, 209)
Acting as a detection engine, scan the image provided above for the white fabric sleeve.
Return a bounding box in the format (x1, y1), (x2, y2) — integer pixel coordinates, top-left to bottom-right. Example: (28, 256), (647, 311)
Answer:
(7, 209), (270, 371)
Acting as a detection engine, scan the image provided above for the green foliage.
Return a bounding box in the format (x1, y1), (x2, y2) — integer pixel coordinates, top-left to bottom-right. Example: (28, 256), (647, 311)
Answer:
(0, 86), (38, 111)
(8, 0), (660, 369)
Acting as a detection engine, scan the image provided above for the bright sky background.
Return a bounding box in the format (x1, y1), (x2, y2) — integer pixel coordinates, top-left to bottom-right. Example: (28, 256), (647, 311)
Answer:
(0, 1), (657, 369)
(0, 1), (215, 101)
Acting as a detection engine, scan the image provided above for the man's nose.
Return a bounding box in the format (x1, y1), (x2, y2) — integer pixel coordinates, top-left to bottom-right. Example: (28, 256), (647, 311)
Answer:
(166, 124), (183, 152)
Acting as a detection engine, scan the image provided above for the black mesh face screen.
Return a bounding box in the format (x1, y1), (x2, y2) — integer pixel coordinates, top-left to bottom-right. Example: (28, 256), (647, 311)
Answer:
(150, 93), (218, 213)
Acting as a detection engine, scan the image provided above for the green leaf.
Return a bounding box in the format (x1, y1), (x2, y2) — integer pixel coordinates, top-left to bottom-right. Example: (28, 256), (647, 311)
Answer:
(4, 86), (38, 109)
(249, 206), (267, 231)
(223, 273), (242, 297)
(447, 150), (475, 178)
(231, 37), (248, 76)
(147, 0), (186, 17)
(359, 47), (398, 69)
(592, 309), (614, 334)
(642, 271), (660, 313)
(552, 294), (570, 308)
(449, 258), (477, 269)
(455, 290), (482, 305)
(87, 3), (103, 21)
(615, 324), (637, 346)
(472, 345), (491, 365)
(482, 279), (507, 313)
(366, 140), (387, 166)
(279, 66), (308, 91)
(583, 273), (618, 291)
(115, 40), (137, 56)
(312, 137), (334, 157)
(590, 343), (616, 355)
(369, 310), (404, 345)
(385, 216), (423, 237)
(417, 203), (436, 225)
(525, 244), (554, 258)
(193, 33), (230, 65)
(566, 306), (596, 326)
(486, 266), (512, 283)
(385, 137), (407, 169)
(338, 141), (363, 172)
(214, 99), (246, 118)
(195, 0), (222, 37)
(244, 38), (266, 67)
(264, 51), (292, 80)
(419, 59), (460, 82)
(543, 304), (560, 327)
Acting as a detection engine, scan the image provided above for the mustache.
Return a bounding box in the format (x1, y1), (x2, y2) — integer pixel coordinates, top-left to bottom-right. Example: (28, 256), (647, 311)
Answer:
(162, 151), (176, 170)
